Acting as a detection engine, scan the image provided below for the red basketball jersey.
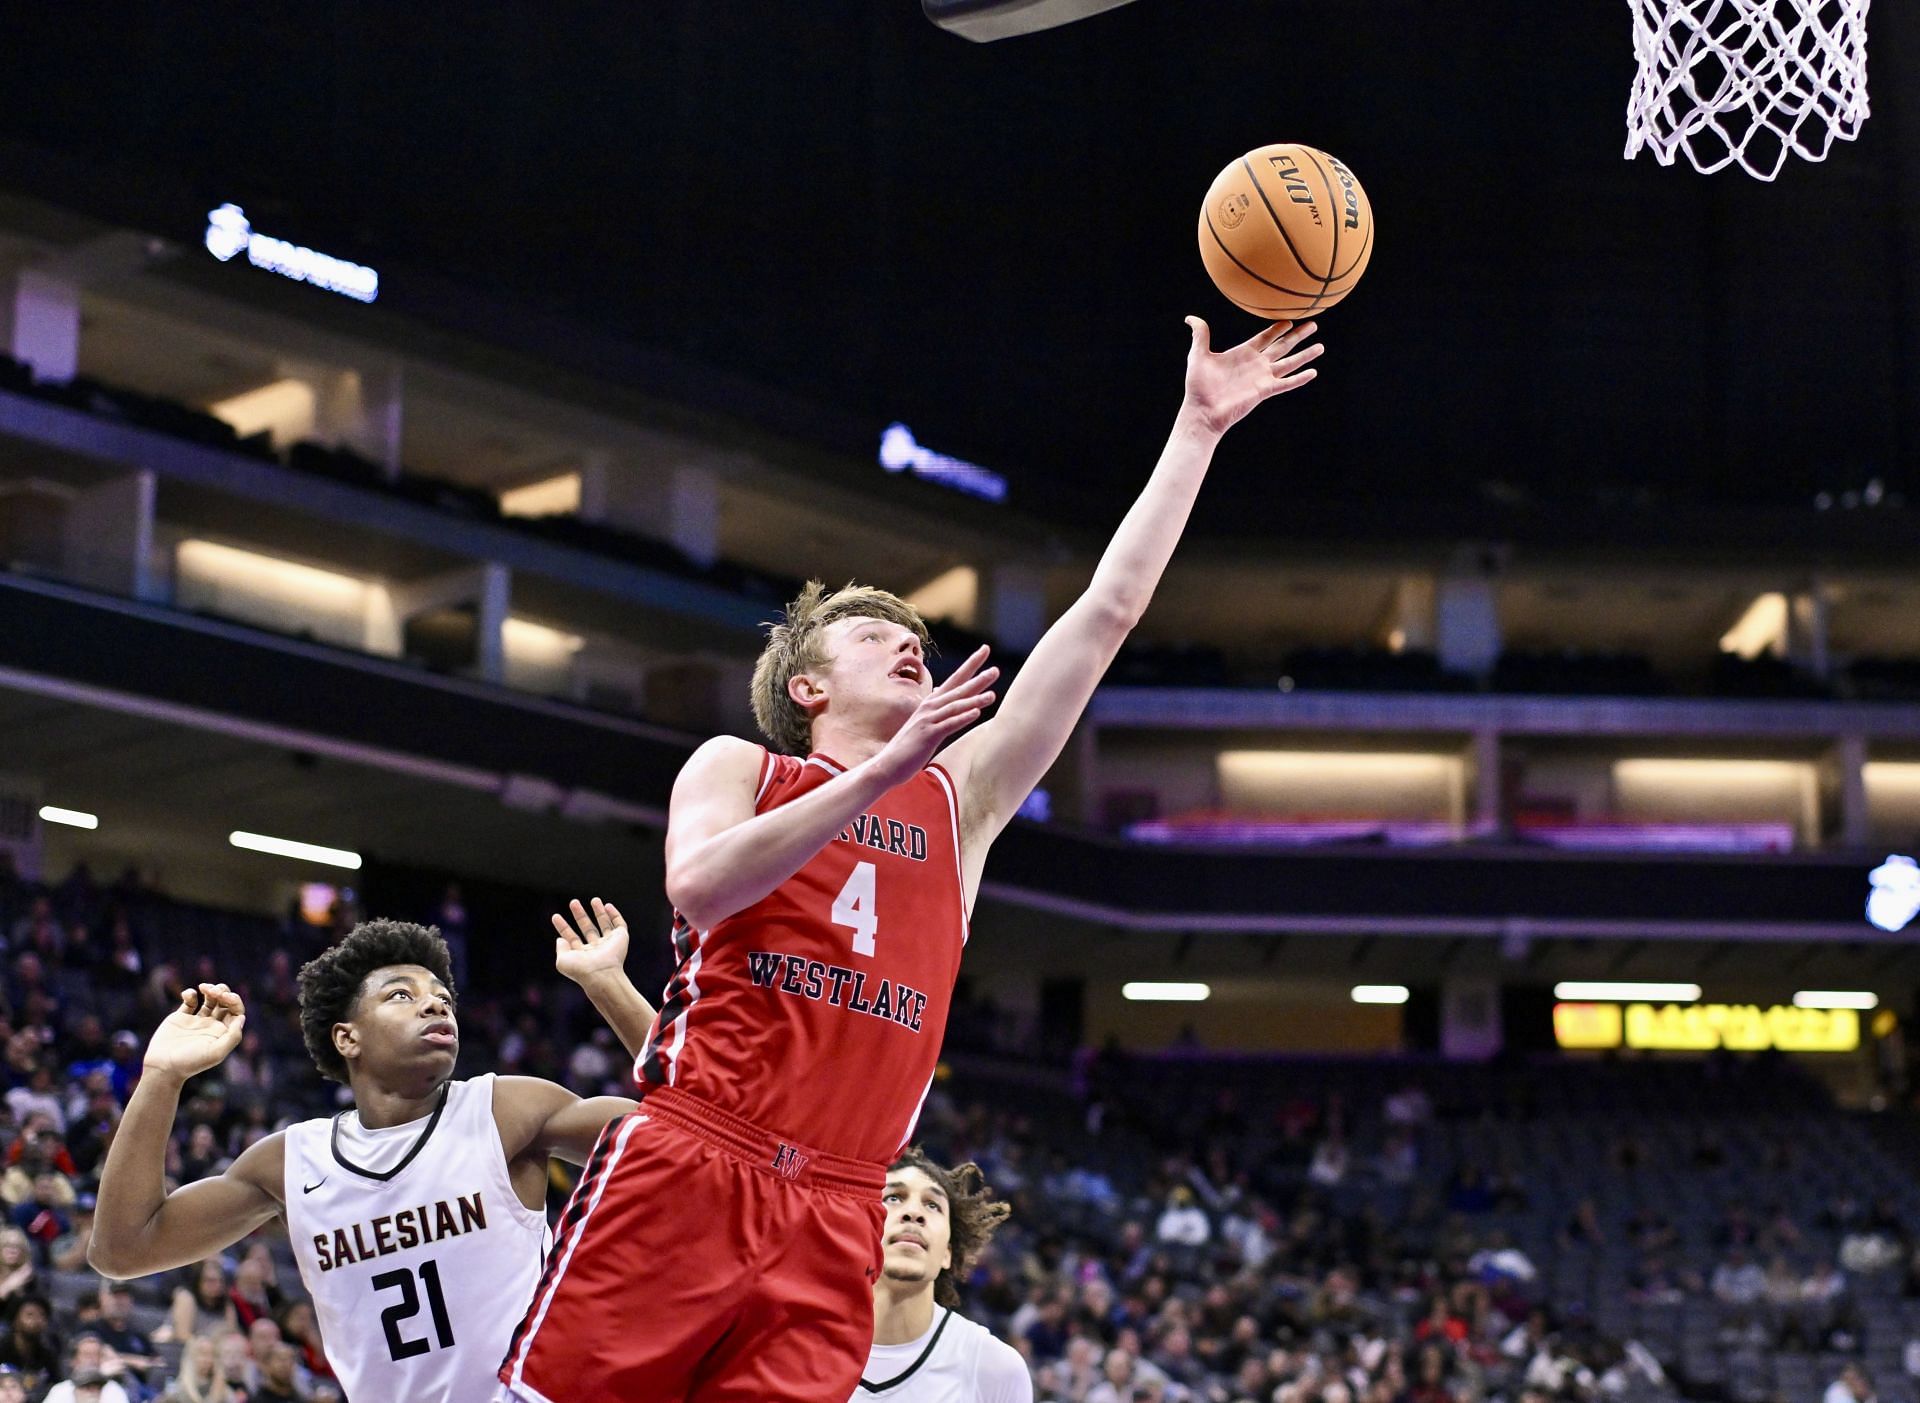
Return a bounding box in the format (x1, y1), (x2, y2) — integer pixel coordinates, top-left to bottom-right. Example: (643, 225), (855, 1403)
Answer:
(637, 749), (968, 1164)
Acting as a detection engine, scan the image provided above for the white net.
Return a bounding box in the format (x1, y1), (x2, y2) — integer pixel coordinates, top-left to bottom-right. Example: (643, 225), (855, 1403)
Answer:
(1625, 0), (1871, 181)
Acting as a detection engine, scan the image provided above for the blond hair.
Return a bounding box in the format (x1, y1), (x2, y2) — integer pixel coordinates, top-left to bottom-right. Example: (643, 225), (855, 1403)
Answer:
(751, 581), (930, 756)
(173, 1332), (233, 1402)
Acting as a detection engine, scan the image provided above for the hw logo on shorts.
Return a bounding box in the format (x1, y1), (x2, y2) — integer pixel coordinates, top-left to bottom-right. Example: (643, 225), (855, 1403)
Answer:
(771, 1143), (810, 1181)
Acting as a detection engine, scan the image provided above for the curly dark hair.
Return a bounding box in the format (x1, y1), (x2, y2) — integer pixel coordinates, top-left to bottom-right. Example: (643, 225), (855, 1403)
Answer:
(890, 1147), (1011, 1309)
(297, 920), (454, 1084)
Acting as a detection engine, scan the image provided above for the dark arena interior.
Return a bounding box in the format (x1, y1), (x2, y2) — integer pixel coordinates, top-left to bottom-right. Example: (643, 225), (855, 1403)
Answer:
(0, 3), (1919, 1402)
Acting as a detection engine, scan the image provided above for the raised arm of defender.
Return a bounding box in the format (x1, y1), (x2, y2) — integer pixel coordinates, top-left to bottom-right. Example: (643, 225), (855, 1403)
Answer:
(551, 898), (658, 1058)
(942, 317), (1323, 863)
(90, 986), (283, 1279)
(663, 650), (999, 932)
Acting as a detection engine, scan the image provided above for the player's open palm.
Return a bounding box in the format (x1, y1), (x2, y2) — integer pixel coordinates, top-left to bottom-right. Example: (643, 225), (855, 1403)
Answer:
(1182, 316), (1323, 434)
(144, 983), (245, 1080)
(873, 645), (999, 787)
(553, 897), (630, 983)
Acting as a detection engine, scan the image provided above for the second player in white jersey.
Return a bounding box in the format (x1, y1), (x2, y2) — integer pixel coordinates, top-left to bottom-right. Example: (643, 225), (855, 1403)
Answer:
(91, 905), (658, 1403)
(853, 1150), (1030, 1403)
(860, 1305), (1030, 1403)
(286, 1074), (547, 1403)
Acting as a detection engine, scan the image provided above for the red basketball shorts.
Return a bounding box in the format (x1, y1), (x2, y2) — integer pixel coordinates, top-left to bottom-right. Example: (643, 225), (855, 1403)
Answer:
(497, 1085), (887, 1403)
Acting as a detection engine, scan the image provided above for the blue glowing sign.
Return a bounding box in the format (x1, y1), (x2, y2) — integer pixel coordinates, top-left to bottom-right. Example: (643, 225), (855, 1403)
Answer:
(879, 423), (1007, 503)
(1868, 854), (1920, 932)
(204, 204), (379, 303)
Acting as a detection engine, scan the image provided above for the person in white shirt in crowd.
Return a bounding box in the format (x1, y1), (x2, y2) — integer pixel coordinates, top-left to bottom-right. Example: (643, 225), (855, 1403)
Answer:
(565, 1026), (618, 1091)
(43, 1336), (130, 1403)
(1501, 1308), (1551, 1364)
(1307, 1132), (1350, 1188)
(1154, 1188), (1209, 1248)
(1467, 1233), (1537, 1286)
(1058, 1337), (1102, 1399)
(7, 1067), (67, 1133)
(44, 1372), (116, 1403)
(1084, 1346), (1136, 1403)
(1800, 1258), (1855, 1348)
(853, 1149), (1029, 1403)
(1711, 1247), (1767, 1309)
(1218, 1202), (1272, 1270)
(1824, 1362), (1876, 1403)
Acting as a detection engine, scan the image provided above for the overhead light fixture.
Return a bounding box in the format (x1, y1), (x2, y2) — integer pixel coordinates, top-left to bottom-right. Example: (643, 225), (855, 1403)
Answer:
(1220, 751), (1462, 781)
(38, 806), (98, 830)
(176, 540), (373, 610)
(206, 378), (318, 445)
(1719, 592), (1789, 659)
(1121, 982), (1210, 1002)
(502, 617), (584, 662)
(1612, 758), (1813, 789)
(499, 472), (583, 519)
(904, 565), (981, 628)
(229, 830), (362, 871)
(1351, 985), (1410, 1004)
(1794, 990), (1879, 1010)
(1554, 981), (1702, 1002)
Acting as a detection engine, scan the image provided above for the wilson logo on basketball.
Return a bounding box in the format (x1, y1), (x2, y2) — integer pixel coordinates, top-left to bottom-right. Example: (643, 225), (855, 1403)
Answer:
(1332, 161), (1361, 230)
(1218, 192), (1250, 229)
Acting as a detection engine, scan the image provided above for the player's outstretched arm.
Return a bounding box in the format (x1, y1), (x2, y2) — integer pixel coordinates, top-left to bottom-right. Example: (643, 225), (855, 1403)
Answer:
(665, 657), (998, 931)
(493, 1076), (640, 1168)
(944, 316), (1322, 846)
(90, 986), (282, 1279)
(552, 898), (657, 1059)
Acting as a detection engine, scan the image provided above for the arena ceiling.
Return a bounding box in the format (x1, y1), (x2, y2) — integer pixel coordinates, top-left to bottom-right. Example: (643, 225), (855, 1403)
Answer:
(0, 2), (1913, 542)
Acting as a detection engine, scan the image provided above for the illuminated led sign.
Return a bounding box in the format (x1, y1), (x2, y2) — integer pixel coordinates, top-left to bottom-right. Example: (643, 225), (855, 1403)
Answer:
(1868, 854), (1920, 932)
(879, 423), (1008, 503)
(204, 204), (379, 303)
(1554, 1002), (1860, 1053)
(1553, 1001), (1623, 1050)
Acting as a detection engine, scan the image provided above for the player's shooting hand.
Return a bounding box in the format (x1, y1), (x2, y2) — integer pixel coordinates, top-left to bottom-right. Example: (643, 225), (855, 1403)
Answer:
(871, 645), (999, 787)
(1181, 316), (1323, 435)
(144, 983), (245, 1082)
(553, 898), (630, 985)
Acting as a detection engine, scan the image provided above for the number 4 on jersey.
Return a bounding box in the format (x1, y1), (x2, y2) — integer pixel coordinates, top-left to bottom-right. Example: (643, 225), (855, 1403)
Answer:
(832, 861), (878, 956)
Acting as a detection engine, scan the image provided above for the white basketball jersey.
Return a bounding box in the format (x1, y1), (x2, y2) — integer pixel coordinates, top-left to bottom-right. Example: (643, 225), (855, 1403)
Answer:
(853, 1308), (1033, 1403)
(284, 1075), (549, 1403)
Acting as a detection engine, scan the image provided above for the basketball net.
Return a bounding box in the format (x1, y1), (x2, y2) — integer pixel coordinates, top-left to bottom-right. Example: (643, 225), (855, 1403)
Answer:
(1625, 0), (1870, 180)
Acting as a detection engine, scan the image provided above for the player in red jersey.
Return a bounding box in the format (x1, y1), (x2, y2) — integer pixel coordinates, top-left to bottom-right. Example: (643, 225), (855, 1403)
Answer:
(498, 315), (1323, 1403)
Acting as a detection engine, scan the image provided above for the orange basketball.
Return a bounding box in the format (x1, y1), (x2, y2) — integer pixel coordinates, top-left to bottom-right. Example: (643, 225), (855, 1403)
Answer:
(1198, 143), (1375, 320)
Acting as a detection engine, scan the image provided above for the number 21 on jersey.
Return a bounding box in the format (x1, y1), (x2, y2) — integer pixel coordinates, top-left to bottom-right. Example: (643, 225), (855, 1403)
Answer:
(832, 861), (877, 956)
(373, 1259), (455, 1361)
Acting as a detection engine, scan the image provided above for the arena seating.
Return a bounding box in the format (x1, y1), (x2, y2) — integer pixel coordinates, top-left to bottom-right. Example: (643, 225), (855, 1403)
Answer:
(4, 854), (1916, 1402)
(930, 1051), (1920, 1403)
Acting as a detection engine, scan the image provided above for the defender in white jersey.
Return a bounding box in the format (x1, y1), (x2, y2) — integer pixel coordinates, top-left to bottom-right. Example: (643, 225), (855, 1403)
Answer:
(855, 1149), (1030, 1403)
(90, 904), (657, 1403)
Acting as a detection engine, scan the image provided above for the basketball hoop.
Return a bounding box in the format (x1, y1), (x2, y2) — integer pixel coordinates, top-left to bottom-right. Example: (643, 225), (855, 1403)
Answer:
(1624, 0), (1870, 181)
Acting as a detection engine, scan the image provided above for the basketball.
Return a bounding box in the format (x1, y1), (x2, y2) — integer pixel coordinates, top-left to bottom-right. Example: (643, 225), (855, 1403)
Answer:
(1198, 143), (1375, 319)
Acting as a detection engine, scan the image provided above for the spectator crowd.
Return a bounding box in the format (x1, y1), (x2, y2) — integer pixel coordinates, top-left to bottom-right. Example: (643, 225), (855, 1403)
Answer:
(3, 853), (1920, 1403)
